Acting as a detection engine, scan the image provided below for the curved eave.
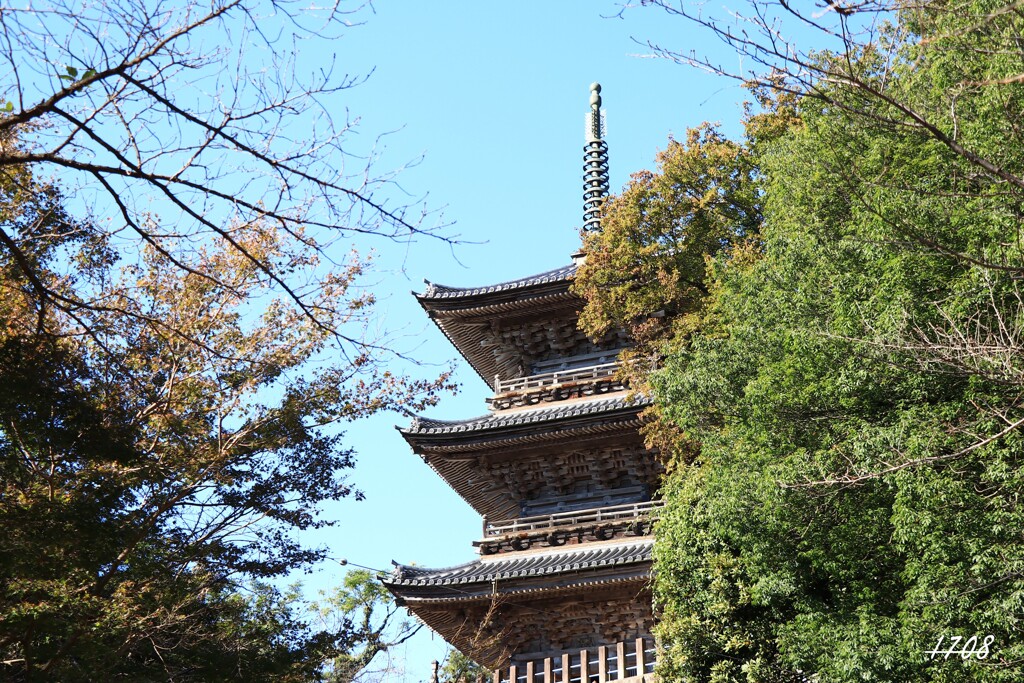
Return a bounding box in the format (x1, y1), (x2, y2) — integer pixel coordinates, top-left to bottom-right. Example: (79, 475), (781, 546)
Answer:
(387, 565), (653, 670)
(382, 539), (653, 602)
(396, 572), (650, 606)
(401, 394), (649, 441)
(417, 264), (577, 302)
(399, 394), (649, 519)
(399, 394), (650, 519)
(415, 264), (580, 388)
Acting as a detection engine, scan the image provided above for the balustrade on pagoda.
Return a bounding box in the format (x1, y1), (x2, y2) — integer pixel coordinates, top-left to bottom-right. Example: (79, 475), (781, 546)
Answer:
(494, 638), (656, 683)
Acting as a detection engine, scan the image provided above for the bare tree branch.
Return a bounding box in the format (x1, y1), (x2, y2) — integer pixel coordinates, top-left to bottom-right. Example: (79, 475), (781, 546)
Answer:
(0, 0), (453, 349)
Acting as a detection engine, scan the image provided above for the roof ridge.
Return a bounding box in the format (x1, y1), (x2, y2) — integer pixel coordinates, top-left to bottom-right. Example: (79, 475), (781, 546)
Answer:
(400, 394), (650, 436)
(389, 557), (482, 579)
(419, 263), (577, 300)
(384, 539), (653, 587)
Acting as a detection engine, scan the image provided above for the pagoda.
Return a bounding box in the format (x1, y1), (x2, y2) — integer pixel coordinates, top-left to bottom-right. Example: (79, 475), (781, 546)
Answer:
(383, 85), (661, 683)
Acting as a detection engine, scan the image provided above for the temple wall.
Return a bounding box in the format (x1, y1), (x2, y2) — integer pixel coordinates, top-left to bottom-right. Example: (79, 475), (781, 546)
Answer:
(416, 584), (654, 668)
(478, 442), (663, 515)
(483, 315), (630, 375)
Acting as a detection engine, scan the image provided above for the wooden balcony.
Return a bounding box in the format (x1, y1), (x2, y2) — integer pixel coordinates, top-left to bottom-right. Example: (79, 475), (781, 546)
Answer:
(484, 501), (664, 538)
(494, 639), (656, 683)
(494, 360), (619, 395)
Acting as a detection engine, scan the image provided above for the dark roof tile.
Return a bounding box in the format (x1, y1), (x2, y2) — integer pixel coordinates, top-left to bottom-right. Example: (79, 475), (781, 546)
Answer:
(402, 394), (650, 436)
(419, 264), (577, 300)
(384, 539), (652, 587)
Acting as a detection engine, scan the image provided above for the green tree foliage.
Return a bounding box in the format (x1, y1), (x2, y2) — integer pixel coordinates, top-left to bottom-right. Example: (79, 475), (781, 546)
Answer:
(582, 1), (1024, 681)
(0, 157), (451, 678)
(0, 1), (454, 679)
(314, 570), (422, 682)
(438, 648), (491, 683)
(572, 90), (796, 460)
(573, 123), (762, 345)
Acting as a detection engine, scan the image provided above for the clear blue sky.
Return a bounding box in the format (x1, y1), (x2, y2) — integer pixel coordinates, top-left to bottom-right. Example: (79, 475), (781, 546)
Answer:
(293, 2), (750, 679)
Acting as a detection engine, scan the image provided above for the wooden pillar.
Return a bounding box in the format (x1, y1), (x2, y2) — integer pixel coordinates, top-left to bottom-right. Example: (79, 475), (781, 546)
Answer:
(526, 661), (535, 683)
(509, 664), (519, 683)
(580, 649), (589, 683)
(597, 646), (607, 682)
(616, 641), (626, 680)
(561, 653), (570, 683)
(634, 638), (645, 676)
(544, 657), (553, 683)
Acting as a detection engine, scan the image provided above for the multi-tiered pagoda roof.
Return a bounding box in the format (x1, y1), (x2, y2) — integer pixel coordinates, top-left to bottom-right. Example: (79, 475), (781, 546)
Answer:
(382, 84), (659, 682)
(388, 539), (653, 599)
(384, 259), (662, 670)
(399, 394), (653, 522)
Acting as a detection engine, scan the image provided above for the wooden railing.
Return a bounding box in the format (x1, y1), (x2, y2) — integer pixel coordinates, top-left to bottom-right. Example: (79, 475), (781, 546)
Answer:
(494, 638), (656, 683)
(484, 501), (664, 538)
(494, 361), (619, 395)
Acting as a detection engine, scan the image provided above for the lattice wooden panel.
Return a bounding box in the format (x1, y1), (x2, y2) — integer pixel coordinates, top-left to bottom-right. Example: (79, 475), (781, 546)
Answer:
(479, 443), (663, 503)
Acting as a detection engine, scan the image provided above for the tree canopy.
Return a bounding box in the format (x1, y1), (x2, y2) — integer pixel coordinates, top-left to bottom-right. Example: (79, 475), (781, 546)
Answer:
(0, 1), (453, 679)
(578, 1), (1024, 680)
(0, 0), (449, 344)
(0, 171), (449, 678)
(314, 569), (422, 682)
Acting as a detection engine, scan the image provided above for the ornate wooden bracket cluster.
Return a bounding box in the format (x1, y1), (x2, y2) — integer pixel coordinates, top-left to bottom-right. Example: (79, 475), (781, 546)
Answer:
(487, 378), (626, 410)
(477, 519), (654, 555)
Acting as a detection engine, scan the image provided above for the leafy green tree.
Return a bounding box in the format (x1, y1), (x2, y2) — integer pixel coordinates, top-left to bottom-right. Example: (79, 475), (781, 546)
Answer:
(438, 648), (490, 683)
(0, 157), (451, 678)
(572, 88), (796, 460)
(313, 570), (422, 682)
(579, 2), (1024, 681)
(573, 123), (762, 344)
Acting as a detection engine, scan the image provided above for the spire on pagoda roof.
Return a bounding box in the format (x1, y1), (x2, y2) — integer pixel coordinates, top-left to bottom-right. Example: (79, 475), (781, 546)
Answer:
(583, 82), (609, 233)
